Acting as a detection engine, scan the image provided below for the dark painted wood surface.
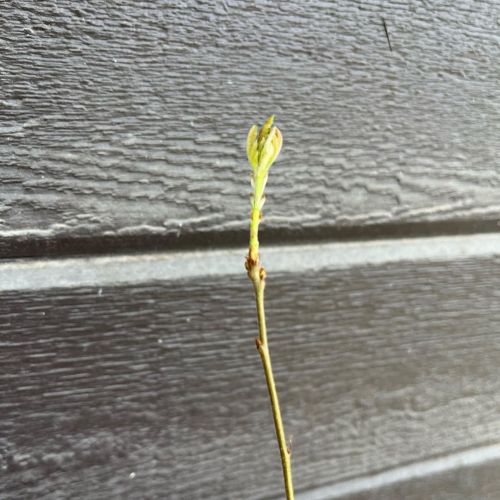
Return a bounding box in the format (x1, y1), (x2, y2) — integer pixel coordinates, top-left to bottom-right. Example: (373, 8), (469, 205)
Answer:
(2, 0), (500, 257)
(3, 0), (500, 498)
(338, 456), (500, 500)
(3, 254), (500, 499)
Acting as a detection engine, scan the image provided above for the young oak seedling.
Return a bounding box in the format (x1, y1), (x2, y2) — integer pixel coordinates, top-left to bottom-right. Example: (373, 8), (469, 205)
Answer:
(245, 115), (294, 500)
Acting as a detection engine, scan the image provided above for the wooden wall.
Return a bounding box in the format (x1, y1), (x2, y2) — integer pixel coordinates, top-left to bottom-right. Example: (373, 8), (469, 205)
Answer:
(2, 1), (500, 498)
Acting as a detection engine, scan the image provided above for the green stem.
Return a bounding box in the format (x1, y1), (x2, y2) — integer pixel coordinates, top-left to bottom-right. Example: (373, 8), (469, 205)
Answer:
(248, 259), (294, 500)
(249, 204), (261, 263)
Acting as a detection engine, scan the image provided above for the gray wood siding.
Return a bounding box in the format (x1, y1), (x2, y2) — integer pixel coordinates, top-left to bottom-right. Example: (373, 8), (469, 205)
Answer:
(2, 1), (500, 257)
(3, 252), (500, 499)
(333, 457), (500, 500)
(2, 1), (500, 498)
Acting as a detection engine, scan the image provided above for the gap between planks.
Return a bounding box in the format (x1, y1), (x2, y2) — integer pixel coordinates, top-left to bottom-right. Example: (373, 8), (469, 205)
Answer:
(2, 232), (500, 291)
(296, 442), (500, 500)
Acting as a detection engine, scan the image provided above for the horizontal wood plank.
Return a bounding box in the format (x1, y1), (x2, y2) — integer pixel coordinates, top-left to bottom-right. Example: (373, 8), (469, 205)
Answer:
(2, 252), (500, 498)
(2, 1), (500, 256)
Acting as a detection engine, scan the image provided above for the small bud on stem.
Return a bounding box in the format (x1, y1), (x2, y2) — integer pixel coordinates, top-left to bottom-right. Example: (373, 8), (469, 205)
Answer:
(246, 115), (283, 263)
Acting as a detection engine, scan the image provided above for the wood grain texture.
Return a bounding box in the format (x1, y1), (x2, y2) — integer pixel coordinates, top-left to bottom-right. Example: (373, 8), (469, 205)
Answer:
(2, 254), (500, 498)
(334, 456), (500, 500)
(2, 0), (500, 256)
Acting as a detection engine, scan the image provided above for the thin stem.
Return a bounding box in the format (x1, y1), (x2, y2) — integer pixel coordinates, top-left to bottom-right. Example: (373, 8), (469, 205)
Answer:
(249, 204), (261, 263)
(246, 115), (291, 498)
(248, 259), (294, 500)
